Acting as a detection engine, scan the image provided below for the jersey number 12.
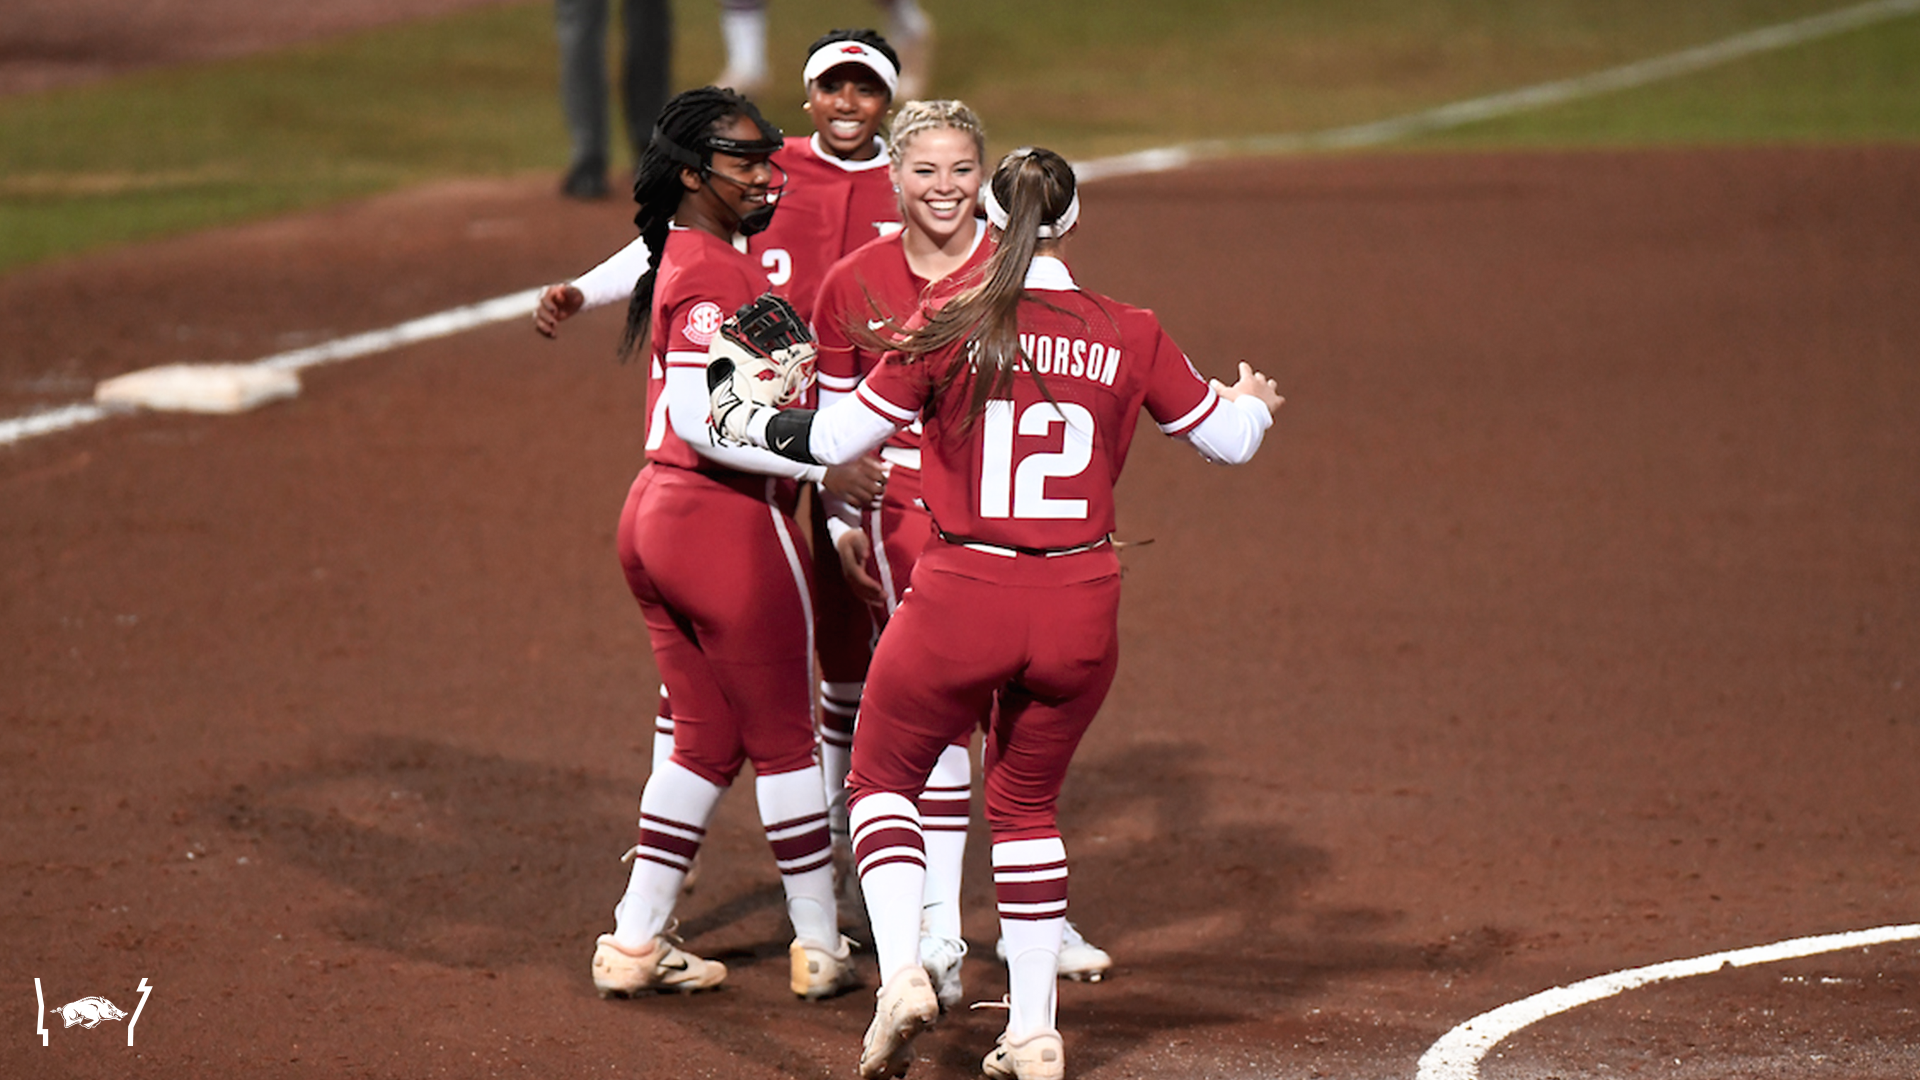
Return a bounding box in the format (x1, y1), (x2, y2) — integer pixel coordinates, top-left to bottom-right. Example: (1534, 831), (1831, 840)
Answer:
(979, 400), (1094, 520)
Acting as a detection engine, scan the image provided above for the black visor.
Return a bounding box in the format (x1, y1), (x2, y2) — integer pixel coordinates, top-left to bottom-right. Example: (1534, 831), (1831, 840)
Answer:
(652, 120), (784, 172)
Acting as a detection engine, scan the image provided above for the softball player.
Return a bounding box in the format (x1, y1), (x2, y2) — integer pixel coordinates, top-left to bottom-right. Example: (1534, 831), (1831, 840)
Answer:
(716, 0), (933, 99)
(811, 100), (1111, 1012)
(713, 146), (1285, 1079)
(534, 32), (906, 876)
(761, 31), (906, 875)
(585, 86), (873, 1002)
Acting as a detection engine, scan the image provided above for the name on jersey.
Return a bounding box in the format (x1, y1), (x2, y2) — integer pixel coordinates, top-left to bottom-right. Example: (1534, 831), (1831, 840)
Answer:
(1015, 333), (1121, 387)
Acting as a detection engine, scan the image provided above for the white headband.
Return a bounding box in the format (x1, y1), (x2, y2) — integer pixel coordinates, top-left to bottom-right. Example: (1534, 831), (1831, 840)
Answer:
(979, 184), (1081, 239)
(802, 41), (899, 98)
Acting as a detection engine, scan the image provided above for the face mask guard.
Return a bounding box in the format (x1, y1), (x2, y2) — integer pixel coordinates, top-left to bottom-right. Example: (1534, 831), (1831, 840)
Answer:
(652, 119), (786, 235)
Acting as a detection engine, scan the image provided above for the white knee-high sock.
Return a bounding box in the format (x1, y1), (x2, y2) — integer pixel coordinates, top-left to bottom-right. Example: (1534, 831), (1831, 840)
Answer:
(756, 765), (838, 947)
(917, 742), (971, 942)
(994, 836), (1067, 1038)
(819, 680), (861, 842)
(881, 0), (930, 40)
(612, 760), (724, 950)
(650, 685), (674, 776)
(851, 791), (925, 981)
(719, 4), (768, 83)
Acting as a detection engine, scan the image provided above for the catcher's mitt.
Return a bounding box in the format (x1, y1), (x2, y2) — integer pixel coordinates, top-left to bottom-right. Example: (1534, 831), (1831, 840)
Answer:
(708, 292), (817, 445)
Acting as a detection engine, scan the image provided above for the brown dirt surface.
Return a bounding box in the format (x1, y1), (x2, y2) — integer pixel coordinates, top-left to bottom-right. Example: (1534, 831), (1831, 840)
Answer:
(0, 0), (523, 96)
(4, 9), (1919, 1077)
(5, 143), (1918, 1079)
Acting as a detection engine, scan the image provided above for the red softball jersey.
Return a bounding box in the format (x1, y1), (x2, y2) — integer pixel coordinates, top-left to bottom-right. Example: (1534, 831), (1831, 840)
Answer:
(749, 135), (900, 323)
(856, 257), (1221, 554)
(813, 224), (993, 455)
(645, 225), (780, 473)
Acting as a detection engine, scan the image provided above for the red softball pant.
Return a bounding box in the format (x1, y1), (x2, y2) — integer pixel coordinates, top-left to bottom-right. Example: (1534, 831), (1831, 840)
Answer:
(846, 542), (1122, 839)
(864, 463), (935, 619)
(618, 464), (818, 785)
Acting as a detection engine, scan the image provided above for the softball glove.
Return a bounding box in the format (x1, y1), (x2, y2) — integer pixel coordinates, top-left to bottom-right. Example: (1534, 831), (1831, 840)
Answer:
(708, 292), (816, 445)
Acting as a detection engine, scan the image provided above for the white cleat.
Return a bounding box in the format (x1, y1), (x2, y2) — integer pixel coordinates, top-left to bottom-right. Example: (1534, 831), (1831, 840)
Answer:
(995, 921), (1113, 983)
(918, 934), (967, 1012)
(591, 933), (726, 997)
(791, 934), (862, 1000)
(858, 967), (939, 1078)
(982, 1028), (1065, 1080)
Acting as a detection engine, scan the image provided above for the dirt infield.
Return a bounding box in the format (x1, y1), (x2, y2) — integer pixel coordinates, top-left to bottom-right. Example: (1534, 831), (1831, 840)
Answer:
(4, 142), (1917, 1078)
(0, 0), (521, 96)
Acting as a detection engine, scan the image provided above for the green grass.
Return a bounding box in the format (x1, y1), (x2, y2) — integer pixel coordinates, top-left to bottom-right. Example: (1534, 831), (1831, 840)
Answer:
(2, 0), (1917, 274)
(1411, 13), (1920, 148)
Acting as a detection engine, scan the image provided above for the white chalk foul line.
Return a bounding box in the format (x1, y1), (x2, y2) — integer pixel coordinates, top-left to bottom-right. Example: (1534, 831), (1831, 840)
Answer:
(1072, 0), (1920, 180)
(5, 0), (1916, 447)
(1416, 922), (1920, 1080)
(253, 286), (545, 374)
(0, 402), (112, 446)
(0, 287), (543, 447)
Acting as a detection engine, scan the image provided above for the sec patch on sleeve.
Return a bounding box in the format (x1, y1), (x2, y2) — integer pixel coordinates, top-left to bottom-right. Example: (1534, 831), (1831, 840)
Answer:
(683, 301), (726, 347)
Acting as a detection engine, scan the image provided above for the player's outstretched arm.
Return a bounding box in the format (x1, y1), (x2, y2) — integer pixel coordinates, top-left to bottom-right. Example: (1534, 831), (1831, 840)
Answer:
(533, 283), (585, 338)
(1209, 361), (1284, 418)
(1184, 361), (1283, 465)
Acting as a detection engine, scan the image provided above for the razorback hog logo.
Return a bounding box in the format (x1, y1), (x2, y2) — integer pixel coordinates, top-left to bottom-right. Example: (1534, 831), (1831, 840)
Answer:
(54, 996), (127, 1029)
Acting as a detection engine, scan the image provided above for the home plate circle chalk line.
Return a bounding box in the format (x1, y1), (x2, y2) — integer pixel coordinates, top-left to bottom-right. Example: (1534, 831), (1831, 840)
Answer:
(1416, 922), (1920, 1080)
(5, 0), (1917, 448)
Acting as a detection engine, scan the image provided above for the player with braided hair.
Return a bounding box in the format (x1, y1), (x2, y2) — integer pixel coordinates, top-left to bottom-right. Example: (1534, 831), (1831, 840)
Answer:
(711, 146), (1285, 1079)
(535, 31), (904, 900)
(584, 85), (868, 1002)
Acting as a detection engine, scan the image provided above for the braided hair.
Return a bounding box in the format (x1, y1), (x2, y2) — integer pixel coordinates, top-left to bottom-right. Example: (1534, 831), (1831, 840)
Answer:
(888, 147), (1081, 420)
(885, 99), (986, 168)
(619, 86), (780, 360)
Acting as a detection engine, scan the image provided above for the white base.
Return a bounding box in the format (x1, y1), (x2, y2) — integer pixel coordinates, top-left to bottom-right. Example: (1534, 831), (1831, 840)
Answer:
(95, 364), (300, 414)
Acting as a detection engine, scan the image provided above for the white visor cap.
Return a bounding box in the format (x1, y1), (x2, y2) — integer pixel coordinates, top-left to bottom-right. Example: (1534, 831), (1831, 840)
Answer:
(802, 41), (899, 98)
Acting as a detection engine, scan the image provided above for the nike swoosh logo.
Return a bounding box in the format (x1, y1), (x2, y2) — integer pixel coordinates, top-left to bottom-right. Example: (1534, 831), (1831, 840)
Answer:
(867, 319), (888, 330)
(661, 958), (689, 972)
(775, 435), (796, 451)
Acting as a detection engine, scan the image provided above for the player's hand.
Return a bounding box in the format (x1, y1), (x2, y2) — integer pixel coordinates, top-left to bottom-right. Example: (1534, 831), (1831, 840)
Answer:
(834, 528), (886, 607)
(534, 283), (585, 338)
(1210, 361), (1284, 418)
(822, 455), (887, 507)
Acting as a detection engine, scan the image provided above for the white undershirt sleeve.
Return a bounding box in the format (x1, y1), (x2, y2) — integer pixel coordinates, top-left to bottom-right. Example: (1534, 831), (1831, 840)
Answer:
(664, 357), (827, 482)
(1179, 393), (1273, 465)
(570, 236), (653, 310)
(808, 394), (903, 466)
(812, 386), (869, 532)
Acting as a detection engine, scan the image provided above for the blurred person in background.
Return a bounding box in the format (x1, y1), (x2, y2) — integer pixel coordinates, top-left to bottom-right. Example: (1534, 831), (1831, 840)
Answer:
(555, 0), (672, 199)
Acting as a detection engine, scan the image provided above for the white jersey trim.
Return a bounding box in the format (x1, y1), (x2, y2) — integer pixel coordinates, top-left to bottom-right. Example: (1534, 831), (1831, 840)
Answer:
(1023, 255), (1077, 292)
(1158, 390), (1218, 435)
(808, 133), (892, 172)
(855, 380), (920, 424)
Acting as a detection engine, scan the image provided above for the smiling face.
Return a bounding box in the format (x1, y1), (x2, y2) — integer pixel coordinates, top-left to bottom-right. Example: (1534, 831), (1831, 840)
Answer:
(805, 63), (891, 161)
(891, 126), (983, 247)
(680, 113), (776, 238)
